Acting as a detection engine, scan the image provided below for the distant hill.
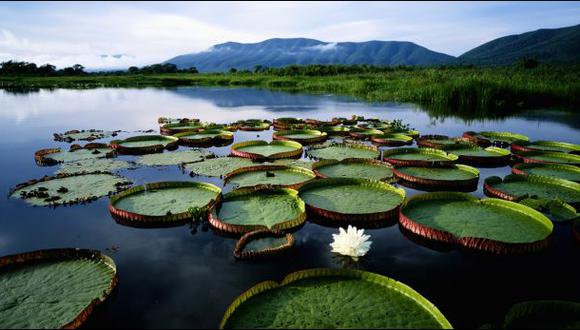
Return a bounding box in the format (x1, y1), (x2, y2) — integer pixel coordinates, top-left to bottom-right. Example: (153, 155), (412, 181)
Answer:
(458, 24), (580, 65)
(165, 38), (456, 72)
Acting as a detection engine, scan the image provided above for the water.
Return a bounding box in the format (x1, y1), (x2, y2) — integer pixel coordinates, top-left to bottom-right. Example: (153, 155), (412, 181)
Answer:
(0, 86), (579, 328)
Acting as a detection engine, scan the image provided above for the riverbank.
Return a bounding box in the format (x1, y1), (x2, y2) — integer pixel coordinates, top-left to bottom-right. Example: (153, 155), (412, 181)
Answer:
(1, 66), (578, 119)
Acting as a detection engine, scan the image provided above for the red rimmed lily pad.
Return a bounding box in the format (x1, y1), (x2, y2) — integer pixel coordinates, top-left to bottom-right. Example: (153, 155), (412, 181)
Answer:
(371, 133), (414, 146)
(159, 122), (204, 135)
(174, 129), (234, 147)
(231, 140), (303, 160)
(109, 181), (221, 228)
(209, 187), (306, 235)
(513, 150), (580, 166)
(512, 163), (580, 183)
(0, 248), (117, 329)
(110, 135), (179, 155)
(298, 178), (405, 224)
(224, 165), (316, 189)
(463, 131), (529, 147)
(511, 140), (580, 154)
(319, 125), (351, 136)
(443, 145), (511, 167)
(393, 164), (480, 192)
(273, 117), (305, 130)
(272, 129), (327, 144)
(236, 119), (271, 131)
(383, 148), (458, 167)
(53, 129), (116, 143)
(233, 230), (295, 260)
(416, 135), (473, 149)
(312, 158), (394, 182)
(399, 192), (553, 254)
(35, 143), (115, 166)
(348, 127), (384, 139)
(306, 142), (380, 161)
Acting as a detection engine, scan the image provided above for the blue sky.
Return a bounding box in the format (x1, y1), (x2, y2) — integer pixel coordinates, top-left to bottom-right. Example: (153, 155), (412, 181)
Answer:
(1, 1), (579, 69)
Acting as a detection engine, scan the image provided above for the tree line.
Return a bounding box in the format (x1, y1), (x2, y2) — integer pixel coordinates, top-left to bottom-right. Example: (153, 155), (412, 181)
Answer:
(0, 61), (199, 76)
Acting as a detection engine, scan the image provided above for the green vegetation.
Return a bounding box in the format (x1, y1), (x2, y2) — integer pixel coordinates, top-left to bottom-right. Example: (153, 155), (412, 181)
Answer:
(2, 64), (579, 118)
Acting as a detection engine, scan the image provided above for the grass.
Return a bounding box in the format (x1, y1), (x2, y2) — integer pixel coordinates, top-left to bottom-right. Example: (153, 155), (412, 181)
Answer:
(1, 66), (579, 119)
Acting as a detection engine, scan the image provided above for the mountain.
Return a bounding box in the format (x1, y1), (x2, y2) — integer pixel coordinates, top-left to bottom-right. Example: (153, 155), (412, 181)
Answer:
(165, 38), (456, 72)
(459, 24), (580, 65)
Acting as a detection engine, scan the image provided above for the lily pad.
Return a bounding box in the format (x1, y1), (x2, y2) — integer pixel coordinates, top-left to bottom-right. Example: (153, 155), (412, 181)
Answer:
(319, 125), (350, 136)
(514, 150), (580, 166)
(512, 163), (580, 183)
(10, 172), (131, 206)
(385, 128), (420, 138)
(269, 159), (314, 169)
(56, 158), (132, 174)
(220, 268), (452, 329)
(231, 140), (303, 160)
(394, 164), (479, 191)
(185, 157), (256, 177)
(237, 120), (271, 131)
(400, 192), (553, 254)
(463, 131), (529, 147)
(0, 248), (117, 329)
(511, 140), (580, 154)
(35, 143), (114, 166)
(299, 178), (405, 223)
(233, 230), (295, 260)
(53, 129), (115, 142)
(502, 300), (580, 329)
(109, 181), (221, 227)
(224, 165), (316, 189)
(273, 129), (327, 144)
(371, 133), (414, 146)
(110, 135), (179, 155)
(348, 128), (384, 139)
(383, 148), (458, 167)
(160, 122), (204, 135)
(306, 143), (380, 161)
(416, 135), (472, 149)
(137, 149), (213, 166)
(174, 129), (234, 147)
(484, 174), (580, 207)
(158, 117), (200, 124)
(443, 145), (511, 167)
(312, 158), (394, 181)
(273, 117), (305, 130)
(209, 187), (306, 235)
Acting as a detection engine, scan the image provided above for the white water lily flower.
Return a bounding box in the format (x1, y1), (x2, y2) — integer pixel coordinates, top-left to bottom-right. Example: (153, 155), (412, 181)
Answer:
(330, 225), (372, 261)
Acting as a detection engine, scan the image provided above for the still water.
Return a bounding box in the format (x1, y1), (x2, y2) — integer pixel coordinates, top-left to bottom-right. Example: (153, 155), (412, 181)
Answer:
(0, 87), (579, 328)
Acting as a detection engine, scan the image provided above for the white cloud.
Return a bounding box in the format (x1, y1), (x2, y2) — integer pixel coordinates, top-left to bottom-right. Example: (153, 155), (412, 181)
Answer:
(307, 42), (340, 52)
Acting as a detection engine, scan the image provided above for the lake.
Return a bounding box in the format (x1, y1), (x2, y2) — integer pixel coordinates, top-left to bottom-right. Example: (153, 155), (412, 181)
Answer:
(0, 86), (579, 328)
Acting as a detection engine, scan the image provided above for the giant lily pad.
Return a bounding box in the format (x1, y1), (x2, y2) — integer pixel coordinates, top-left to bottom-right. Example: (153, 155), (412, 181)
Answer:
(109, 181), (221, 227)
(512, 163), (580, 183)
(319, 125), (350, 136)
(299, 178), (405, 223)
(160, 122), (204, 135)
(137, 149), (213, 166)
(306, 142), (380, 161)
(158, 117), (200, 125)
(10, 172), (131, 206)
(400, 192), (553, 254)
(56, 158), (132, 174)
(272, 129), (327, 144)
(220, 268), (452, 329)
(185, 157), (256, 177)
(416, 135), (472, 149)
(511, 140), (580, 154)
(0, 248), (117, 329)
(273, 117), (305, 130)
(371, 133), (414, 146)
(514, 150), (580, 166)
(394, 164), (479, 191)
(269, 159), (314, 170)
(237, 119), (271, 131)
(53, 129), (115, 142)
(484, 174), (580, 207)
(231, 140), (303, 160)
(348, 127), (384, 140)
(35, 143), (114, 166)
(233, 230), (295, 260)
(383, 148), (458, 167)
(110, 135), (179, 155)
(502, 300), (580, 329)
(443, 145), (511, 167)
(312, 158), (394, 182)
(174, 129), (234, 147)
(224, 165), (316, 189)
(209, 187), (306, 235)
(463, 131), (529, 147)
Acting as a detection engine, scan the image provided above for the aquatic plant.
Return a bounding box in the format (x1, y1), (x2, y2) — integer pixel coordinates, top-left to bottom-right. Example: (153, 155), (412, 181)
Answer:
(330, 225), (372, 261)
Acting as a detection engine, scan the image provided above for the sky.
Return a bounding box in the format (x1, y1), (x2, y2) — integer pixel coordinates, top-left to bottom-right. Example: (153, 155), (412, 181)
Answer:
(0, 1), (579, 69)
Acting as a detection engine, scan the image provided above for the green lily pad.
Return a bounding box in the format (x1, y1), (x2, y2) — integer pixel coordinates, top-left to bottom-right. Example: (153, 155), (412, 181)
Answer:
(209, 187), (306, 234)
(400, 192), (553, 253)
(484, 174), (580, 206)
(269, 159), (314, 169)
(233, 230), (295, 260)
(512, 163), (580, 183)
(56, 158), (132, 174)
(502, 300), (580, 329)
(464, 131), (529, 145)
(224, 165), (316, 188)
(307, 143), (380, 161)
(416, 135), (472, 149)
(160, 122), (204, 135)
(273, 117), (305, 130)
(53, 129), (115, 142)
(511, 140), (580, 154)
(185, 157), (256, 177)
(158, 117), (200, 124)
(445, 146), (510, 158)
(237, 120), (271, 131)
(273, 129), (327, 144)
(383, 148), (458, 166)
(312, 158), (394, 181)
(35, 144), (114, 166)
(137, 149), (212, 166)
(516, 151), (580, 166)
(174, 129), (234, 146)
(319, 125), (350, 136)
(110, 181), (221, 225)
(110, 135), (179, 154)
(395, 165), (478, 181)
(299, 178), (405, 216)
(0, 249), (117, 329)
(349, 128), (384, 139)
(231, 140), (303, 159)
(519, 197), (579, 222)
(10, 172), (131, 206)
(220, 268), (452, 329)
(371, 133), (414, 146)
